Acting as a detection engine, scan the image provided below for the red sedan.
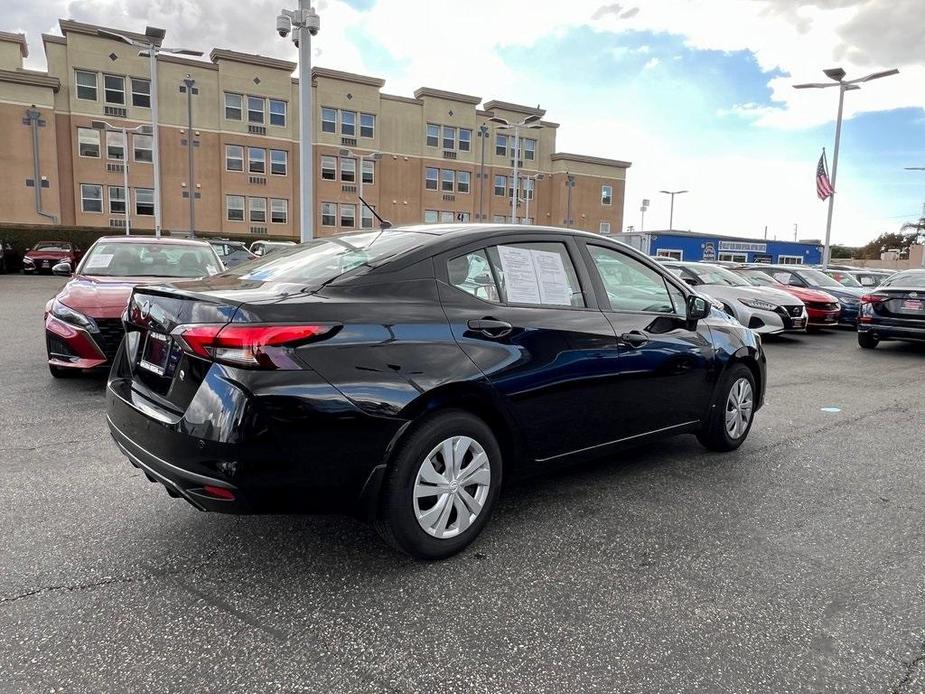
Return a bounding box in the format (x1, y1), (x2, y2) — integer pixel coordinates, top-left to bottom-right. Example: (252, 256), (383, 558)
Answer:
(23, 240), (82, 274)
(732, 267), (841, 329)
(44, 236), (223, 377)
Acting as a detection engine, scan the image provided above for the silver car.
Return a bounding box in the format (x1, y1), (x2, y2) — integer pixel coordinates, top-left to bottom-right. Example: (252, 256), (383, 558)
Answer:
(662, 261), (808, 335)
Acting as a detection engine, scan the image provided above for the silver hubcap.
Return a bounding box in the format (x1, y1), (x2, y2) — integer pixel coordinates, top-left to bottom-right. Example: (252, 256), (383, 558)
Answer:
(413, 436), (491, 539)
(725, 378), (754, 439)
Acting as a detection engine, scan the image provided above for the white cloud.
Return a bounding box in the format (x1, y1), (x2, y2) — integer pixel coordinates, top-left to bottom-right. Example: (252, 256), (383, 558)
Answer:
(643, 57), (660, 70)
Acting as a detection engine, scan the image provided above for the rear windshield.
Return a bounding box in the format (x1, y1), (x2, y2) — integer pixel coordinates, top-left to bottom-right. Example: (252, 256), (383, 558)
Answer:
(796, 267), (843, 288)
(231, 231), (428, 285)
(80, 242), (221, 278)
(34, 242), (71, 252)
(736, 270), (780, 287)
(881, 271), (925, 288)
(688, 264), (750, 287)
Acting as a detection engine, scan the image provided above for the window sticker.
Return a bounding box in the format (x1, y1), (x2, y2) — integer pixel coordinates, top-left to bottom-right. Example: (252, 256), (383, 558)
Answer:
(497, 246), (572, 306)
(85, 253), (113, 269)
(531, 249), (571, 306)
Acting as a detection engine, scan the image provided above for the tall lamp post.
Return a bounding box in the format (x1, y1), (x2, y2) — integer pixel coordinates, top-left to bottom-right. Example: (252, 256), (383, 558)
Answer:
(179, 74), (199, 237)
(339, 148), (381, 227)
(660, 189), (687, 230)
(794, 66), (899, 269)
(90, 120), (153, 235)
(640, 198), (650, 231)
(904, 167), (925, 267)
(98, 27), (203, 239)
(488, 114), (542, 223)
(277, 0), (321, 242)
(523, 173), (544, 224)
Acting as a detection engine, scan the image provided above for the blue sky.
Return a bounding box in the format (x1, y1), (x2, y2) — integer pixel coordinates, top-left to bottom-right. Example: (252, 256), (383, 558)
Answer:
(15, 0), (925, 245)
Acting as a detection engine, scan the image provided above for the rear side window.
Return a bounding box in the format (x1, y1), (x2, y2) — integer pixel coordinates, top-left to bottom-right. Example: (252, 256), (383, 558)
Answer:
(485, 242), (585, 308)
(588, 245), (678, 314)
(447, 250), (500, 303)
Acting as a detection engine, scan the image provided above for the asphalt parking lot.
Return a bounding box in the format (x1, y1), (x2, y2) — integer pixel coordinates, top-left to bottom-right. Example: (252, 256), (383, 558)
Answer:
(1, 274), (923, 694)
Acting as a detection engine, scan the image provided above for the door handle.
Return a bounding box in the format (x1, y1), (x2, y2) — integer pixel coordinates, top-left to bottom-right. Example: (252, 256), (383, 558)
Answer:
(468, 318), (513, 338)
(620, 331), (649, 348)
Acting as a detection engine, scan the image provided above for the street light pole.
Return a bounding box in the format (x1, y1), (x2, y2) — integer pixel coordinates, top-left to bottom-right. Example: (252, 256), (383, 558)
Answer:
(659, 189), (688, 230)
(794, 66), (899, 269)
(91, 120), (153, 236)
(489, 114), (541, 224)
(278, 0), (321, 241)
(181, 75), (198, 237)
(523, 173), (544, 223)
(640, 198), (649, 231)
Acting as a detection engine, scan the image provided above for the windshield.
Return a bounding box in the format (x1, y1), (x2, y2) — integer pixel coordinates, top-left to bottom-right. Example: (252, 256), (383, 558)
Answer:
(828, 271), (862, 288)
(688, 264), (750, 287)
(881, 271), (925, 288)
(232, 231), (428, 285)
(797, 267), (843, 288)
(735, 269), (781, 287)
(33, 242), (71, 252)
(80, 242), (221, 278)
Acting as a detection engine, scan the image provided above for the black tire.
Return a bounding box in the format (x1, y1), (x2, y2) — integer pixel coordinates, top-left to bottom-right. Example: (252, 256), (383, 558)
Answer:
(48, 364), (77, 378)
(697, 363), (756, 452)
(858, 332), (878, 349)
(374, 410), (503, 560)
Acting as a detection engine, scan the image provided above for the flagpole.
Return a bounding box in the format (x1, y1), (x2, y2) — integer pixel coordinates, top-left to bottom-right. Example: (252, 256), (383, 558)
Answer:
(822, 84), (847, 270)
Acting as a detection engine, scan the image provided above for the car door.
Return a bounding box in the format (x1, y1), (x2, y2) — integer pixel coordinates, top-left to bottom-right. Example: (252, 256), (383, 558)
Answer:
(437, 234), (623, 463)
(580, 242), (715, 438)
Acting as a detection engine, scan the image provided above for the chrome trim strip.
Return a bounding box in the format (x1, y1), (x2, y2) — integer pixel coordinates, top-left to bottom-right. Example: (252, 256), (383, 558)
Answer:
(536, 420), (701, 463)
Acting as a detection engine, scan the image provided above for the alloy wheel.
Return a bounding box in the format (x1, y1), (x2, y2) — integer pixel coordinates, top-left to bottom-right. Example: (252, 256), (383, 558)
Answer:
(725, 378), (754, 439)
(413, 436), (491, 539)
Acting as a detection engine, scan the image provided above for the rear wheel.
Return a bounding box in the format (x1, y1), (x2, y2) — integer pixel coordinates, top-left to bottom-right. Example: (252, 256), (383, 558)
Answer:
(858, 332), (879, 349)
(697, 364), (756, 452)
(48, 363), (77, 378)
(375, 410), (502, 560)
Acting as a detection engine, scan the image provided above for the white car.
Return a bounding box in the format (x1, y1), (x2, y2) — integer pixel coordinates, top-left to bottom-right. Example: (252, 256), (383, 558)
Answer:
(249, 240), (296, 257)
(662, 261), (808, 335)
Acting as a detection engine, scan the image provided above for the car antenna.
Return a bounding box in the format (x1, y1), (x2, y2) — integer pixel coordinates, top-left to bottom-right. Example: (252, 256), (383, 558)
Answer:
(358, 194), (392, 230)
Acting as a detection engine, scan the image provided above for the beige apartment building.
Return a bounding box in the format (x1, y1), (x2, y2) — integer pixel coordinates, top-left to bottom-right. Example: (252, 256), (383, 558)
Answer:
(0, 20), (630, 240)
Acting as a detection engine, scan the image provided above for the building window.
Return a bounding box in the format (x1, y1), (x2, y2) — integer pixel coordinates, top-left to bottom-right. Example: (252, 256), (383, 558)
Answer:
(269, 99), (286, 127)
(601, 185), (613, 206)
(270, 198), (288, 224)
(340, 203), (356, 228)
(443, 126), (456, 150)
(456, 211), (471, 222)
(109, 186), (126, 214)
(718, 252), (749, 263)
(495, 134), (507, 156)
(341, 110), (356, 136)
(80, 184), (102, 213)
(321, 202), (336, 226)
(248, 96), (265, 124)
(494, 175), (506, 197)
(135, 188), (154, 216)
(133, 134), (153, 163)
(523, 138), (536, 160)
(77, 128), (100, 158)
(106, 131), (125, 161)
(523, 178), (535, 200)
(321, 107), (336, 133)
(361, 159), (374, 185)
(492, 214), (506, 223)
(599, 221), (611, 235)
(778, 255), (804, 265)
(226, 195), (245, 221)
(441, 169), (455, 192)
(103, 74), (125, 105)
(340, 157), (356, 183)
(656, 249), (683, 260)
(248, 147), (266, 174)
(131, 78), (150, 108)
(459, 128), (472, 152)
(360, 112), (375, 138)
(321, 155), (337, 180)
(249, 197), (267, 223)
(225, 145), (244, 172)
(425, 167), (439, 191)
(457, 171), (471, 194)
(424, 209), (438, 224)
(75, 70), (97, 101)
(224, 92), (243, 120)
(426, 123), (439, 148)
(270, 149), (288, 176)
(440, 211), (454, 223)
(361, 206), (375, 229)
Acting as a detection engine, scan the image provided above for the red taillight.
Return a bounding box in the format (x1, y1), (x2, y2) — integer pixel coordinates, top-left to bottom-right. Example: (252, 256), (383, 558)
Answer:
(173, 323), (335, 369)
(860, 294), (888, 305)
(202, 485), (235, 500)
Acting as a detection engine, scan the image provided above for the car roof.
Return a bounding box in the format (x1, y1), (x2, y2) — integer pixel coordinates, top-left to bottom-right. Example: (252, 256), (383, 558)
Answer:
(92, 236), (211, 247)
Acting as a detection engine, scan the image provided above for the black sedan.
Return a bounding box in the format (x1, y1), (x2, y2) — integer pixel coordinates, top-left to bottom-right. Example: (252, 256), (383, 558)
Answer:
(107, 225), (766, 559)
(858, 269), (925, 348)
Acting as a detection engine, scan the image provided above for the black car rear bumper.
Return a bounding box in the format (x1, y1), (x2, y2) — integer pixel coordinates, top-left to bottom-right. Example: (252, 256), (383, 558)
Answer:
(858, 323), (925, 342)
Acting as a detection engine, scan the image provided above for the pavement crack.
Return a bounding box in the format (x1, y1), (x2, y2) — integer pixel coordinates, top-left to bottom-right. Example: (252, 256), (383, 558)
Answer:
(893, 638), (925, 694)
(0, 575), (139, 605)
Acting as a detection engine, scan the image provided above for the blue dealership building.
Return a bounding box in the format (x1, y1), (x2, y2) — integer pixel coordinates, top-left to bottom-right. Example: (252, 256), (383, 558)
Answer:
(619, 230), (823, 265)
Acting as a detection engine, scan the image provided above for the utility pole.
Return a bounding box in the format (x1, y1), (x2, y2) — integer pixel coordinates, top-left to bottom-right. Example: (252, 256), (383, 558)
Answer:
(180, 75), (198, 237)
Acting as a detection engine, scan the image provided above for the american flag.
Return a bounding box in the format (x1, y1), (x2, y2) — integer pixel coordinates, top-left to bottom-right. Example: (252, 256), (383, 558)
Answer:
(816, 149), (834, 200)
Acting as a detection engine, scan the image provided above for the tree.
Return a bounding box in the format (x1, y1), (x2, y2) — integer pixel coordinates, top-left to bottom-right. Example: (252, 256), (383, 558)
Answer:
(830, 244), (858, 259)
(856, 227), (923, 260)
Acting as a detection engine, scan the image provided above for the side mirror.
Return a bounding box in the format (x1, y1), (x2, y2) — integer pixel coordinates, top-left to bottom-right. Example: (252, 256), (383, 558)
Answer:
(52, 261), (72, 276)
(686, 294), (710, 321)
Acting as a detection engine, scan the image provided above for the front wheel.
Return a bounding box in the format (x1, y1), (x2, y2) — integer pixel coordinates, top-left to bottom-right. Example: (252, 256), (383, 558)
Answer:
(697, 364), (756, 452)
(375, 410), (502, 560)
(858, 332), (879, 349)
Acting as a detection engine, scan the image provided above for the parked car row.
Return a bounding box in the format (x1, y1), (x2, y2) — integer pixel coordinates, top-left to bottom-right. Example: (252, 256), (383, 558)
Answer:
(41, 225), (767, 559)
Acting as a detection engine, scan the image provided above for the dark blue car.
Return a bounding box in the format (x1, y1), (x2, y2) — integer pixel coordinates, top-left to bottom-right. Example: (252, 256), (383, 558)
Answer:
(858, 269), (925, 348)
(748, 264), (863, 326)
